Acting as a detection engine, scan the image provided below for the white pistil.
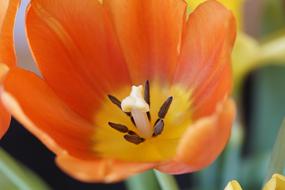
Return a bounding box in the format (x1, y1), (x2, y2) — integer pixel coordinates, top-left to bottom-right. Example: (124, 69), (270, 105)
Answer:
(121, 85), (152, 138)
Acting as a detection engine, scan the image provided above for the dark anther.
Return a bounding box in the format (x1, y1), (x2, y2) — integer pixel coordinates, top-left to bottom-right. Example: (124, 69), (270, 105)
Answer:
(130, 116), (136, 126)
(128, 130), (137, 135)
(147, 112), (151, 121)
(125, 112), (135, 125)
(144, 80), (151, 121)
(153, 119), (164, 137)
(144, 80), (150, 105)
(154, 118), (160, 126)
(108, 95), (121, 109)
(108, 122), (129, 133)
(158, 96), (173, 119)
(124, 134), (145, 145)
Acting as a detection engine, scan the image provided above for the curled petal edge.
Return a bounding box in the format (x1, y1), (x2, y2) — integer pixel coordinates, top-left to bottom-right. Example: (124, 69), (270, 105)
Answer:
(56, 152), (156, 183)
(156, 98), (236, 174)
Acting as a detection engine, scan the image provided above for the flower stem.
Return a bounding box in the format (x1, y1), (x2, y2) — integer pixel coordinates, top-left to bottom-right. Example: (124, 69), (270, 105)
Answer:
(154, 170), (179, 190)
(125, 170), (160, 190)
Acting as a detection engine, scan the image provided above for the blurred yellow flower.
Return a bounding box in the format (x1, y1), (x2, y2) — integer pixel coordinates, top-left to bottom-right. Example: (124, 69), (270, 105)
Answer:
(225, 180), (243, 190)
(233, 32), (285, 92)
(263, 174), (285, 190)
(224, 174), (285, 190)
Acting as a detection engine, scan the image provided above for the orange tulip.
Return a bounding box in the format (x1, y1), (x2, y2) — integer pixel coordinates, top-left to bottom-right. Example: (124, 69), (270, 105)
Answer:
(1, 0), (236, 182)
(0, 0), (19, 138)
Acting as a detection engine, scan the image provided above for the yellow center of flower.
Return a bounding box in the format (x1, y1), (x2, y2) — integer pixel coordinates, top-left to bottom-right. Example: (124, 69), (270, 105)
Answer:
(92, 81), (192, 162)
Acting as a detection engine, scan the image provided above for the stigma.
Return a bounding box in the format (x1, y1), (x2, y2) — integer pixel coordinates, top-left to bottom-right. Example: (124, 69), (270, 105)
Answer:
(107, 81), (173, 144)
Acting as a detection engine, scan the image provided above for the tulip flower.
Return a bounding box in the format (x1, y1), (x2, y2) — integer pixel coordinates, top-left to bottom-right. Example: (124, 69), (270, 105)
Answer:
(225, 174), (285, 190)
(1, 0), (236, 182)
(0, 0), (19, 138)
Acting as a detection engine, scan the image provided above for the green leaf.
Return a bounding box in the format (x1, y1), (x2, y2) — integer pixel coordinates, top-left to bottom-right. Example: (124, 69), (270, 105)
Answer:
(265, 119), (285, 181)
(0, 148), (50, 190)
(249, 66), (285, 154)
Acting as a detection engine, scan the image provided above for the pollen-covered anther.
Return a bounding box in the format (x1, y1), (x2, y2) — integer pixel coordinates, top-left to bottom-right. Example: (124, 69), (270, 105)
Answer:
(144, 80), (151, 121)
(158, 96), (173, 119)
(153, 119), (164, 137)
(108, 122), (129, 133)
(107, 94), (122, 109)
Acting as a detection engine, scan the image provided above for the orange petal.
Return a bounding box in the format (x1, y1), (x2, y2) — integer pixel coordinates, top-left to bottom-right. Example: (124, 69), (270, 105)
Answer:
(0, 64), (10, 138)
(0, 101), (10, 139)
(104, 0), (187, 83)
(26, 0), (131, 121)
(56, 152), (156, 183)
(156, 99), (236, 174)
(1, 68), (96, 159)
(0, 0), (19, 67)
(174, 0), (236, 119)
(0, 0), (17, 138)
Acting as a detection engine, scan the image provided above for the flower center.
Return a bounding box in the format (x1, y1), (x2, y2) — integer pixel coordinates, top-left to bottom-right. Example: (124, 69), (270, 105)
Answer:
(92, 81), (192, 162)
(107, 81), (173, 144)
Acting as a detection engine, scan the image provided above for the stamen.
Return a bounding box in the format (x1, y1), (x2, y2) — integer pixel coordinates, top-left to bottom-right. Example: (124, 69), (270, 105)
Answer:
(153, 119), (164, 137)
(128, 130), (137, 135)
(147, 112), (151, 121)
(108, 122), (129, 133)
(130, 116), (136, 126)
(108, 95), (122, 109)
(158, 96), (173, 119)
(124, 134), (145, 145)
(144, 80), (150, 105)
(144, 80), (151, 121)
(125, 112), (136, 126)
